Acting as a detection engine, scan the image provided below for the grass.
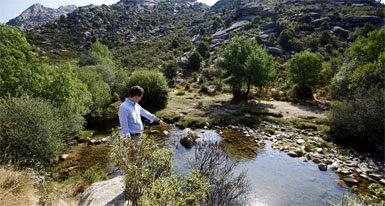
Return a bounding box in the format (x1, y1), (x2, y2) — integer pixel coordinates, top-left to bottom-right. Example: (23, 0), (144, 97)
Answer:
(0, 166), (35, 206)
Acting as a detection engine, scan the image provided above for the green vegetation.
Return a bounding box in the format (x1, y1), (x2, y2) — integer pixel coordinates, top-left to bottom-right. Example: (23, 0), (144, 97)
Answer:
(288, 51), (323, 99)
(217, 38), (273, 100)
(111, 135), (209, 205)
(328, 28), (385, 150)
(125, 70), (169, 112)
(0, 96), (66, 167)
(188, 51), (203, 71)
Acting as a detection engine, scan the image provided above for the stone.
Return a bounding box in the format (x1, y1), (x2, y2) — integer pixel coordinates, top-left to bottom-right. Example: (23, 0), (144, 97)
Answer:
(340, 170), (352, 175)
(287, 151), (298, 158)
(180, 128), (197, 148)
(368, 174), (382, 181)
(296, 139), (305, 145)
(344, 15), (382, 27)
(267, 47), (283, 55)
(79, 176), (127, 206)
(379, 179), (385, 185)
(318, 163), (328, 171)
(263, 22), (276, 30)
(311, 17), (331, 27)
(331, 26), (350, 38)
(343, 178), (358, 186)
(162, 130), (169, 136)
(312, 158), (322, 164)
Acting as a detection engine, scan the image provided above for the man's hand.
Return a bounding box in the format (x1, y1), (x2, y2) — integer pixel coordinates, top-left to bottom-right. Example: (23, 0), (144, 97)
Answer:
(159, 120), (168, 127)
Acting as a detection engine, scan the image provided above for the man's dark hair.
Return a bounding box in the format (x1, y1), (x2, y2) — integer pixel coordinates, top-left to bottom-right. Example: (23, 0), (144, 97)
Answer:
(128, 86), (144, 97)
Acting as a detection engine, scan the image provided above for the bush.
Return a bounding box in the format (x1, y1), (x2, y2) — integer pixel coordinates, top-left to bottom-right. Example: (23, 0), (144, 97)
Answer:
(278, 29), (295, 50)
(0, 96), (66, 167)
(125, 70), (169, 112)
(288, 51), (323, 99)
(162, 61), (179, 80)
(111, 135), (209, 206)
(191, 143), (250, 205)
(188, 51), (202, 72)
(78, 41), (113, 66)
(197, 41), (210, 58)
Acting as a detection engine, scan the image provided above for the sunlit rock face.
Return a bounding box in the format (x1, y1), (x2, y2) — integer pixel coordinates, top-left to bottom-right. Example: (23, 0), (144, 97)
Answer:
(7, 3), (77, 30)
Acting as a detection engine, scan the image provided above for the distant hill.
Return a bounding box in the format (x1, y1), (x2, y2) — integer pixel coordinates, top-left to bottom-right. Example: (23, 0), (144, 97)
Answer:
(25, 0), (384, 67)
(7, 3), (77, 30)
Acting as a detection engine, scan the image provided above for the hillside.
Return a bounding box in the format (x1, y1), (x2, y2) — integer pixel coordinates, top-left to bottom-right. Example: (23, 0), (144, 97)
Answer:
(6, 3), (77, 30)
(25, 0), (384, 69)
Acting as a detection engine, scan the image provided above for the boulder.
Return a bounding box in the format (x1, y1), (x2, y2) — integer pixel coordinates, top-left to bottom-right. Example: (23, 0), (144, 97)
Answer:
(343, 177), (358, 186)
(287, 151), (298, 158)
(263, 22), (276, 30)
(236, 4), (264, 17)
(267, 47), (283, 55)
(79, 176), (127, 206)
(308, 7), (323, 13)
(311, 17), (331, 27)
(180, 128), (198, 148)
(318, 163), (328, 171)
(344, 16), (383, 27)
(212, 20), (249, 39)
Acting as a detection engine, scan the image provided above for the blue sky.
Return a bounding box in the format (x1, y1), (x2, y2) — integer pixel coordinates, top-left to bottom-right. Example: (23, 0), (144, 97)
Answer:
(0, 0), (218, 23)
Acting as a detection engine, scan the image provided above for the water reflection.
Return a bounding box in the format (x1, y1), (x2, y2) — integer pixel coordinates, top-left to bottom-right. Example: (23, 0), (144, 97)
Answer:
(159, 127), (355, 206)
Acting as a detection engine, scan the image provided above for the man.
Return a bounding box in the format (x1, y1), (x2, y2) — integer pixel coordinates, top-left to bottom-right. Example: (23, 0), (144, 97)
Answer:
(118, 85), (167, 138)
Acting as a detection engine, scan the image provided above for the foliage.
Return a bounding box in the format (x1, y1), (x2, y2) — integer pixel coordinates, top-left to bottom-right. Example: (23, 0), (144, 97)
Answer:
(125, 70), (169, 112)
(0, 25), (46, 97)
(0, 166), (34, 206)
(217, 38), (273, 100)
(111, 135), (209, 206)
(76, 67), (111, 117)
(288, 51), (323, 99)
(278, 29), (295, 50)
(0, 96), (66, 167)
(197, 41), (210, 58)
(162, 61), (179, 80)
(171, 36), (181, 48)
(188, 51), (203, 72)
(298, 14), (312, 24)
(329, 28), (385, 151)
(191, 143), (250, 205)
(78, 40), (113, 66)
(319, 31), (331, 46)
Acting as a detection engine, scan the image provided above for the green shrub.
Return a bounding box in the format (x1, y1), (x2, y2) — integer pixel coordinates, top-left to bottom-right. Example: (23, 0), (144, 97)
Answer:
(288, 51), (323, 99)
(76, 68), (111, 117)
(111, 135), (209, 206)
(125, 70), (169, 112)
(162, 61), (178, 80)
(78, 41), (113, 66)
(188, 51), (202, 71)
(197, 41), (210, 58)
(0, 96), (66, 167)
(176, 90), (185, 95)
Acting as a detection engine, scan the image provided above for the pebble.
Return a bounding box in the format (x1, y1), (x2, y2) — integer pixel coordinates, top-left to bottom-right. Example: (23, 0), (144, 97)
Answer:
(318, 163), (327, 171)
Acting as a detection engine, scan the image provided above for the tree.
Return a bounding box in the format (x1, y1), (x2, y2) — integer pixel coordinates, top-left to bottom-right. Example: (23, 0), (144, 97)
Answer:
(0, 96), (66, 167)
(196, 41), (210, 58)
(217, 38), (273, 100)
(78, 40), (113, 66)
(188, 51), (202, 72)
(199, 27), (206, 36)
(0, 25), (47, 97)
(288, 51), (323, 99)
(278, 29), (295, 50)
(125, 70), (169, 112)
(319, 31), (331, 46)
(171, 36), (181, 48)
(162, 61), (179, 80)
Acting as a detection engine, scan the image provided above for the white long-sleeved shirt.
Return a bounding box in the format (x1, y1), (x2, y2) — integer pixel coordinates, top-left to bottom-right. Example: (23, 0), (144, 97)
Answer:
(118, 98), (156, 137)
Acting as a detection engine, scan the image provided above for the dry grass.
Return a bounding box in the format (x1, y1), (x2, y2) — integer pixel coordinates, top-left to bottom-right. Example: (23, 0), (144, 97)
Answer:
(0, 166), (36, 206)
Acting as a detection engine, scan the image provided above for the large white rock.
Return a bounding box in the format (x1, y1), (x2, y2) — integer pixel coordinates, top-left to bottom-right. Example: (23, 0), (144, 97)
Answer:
(79, 176), (128, 206)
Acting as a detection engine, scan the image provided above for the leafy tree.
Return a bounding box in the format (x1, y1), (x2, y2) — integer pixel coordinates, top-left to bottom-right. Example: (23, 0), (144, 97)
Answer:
(0, 96), (66, 167)
(319, 31), (331, 46)
(288, 51), (323, 99)
(199, 27), (206, 36)
(197, 41), (210, 58)
(171, 36), (181, 48)
(224, 18), (232, 27)
(217, 38), (273, 100)
(78, 40), (113, 66)
(162, 61), (179, 80)
(77, 68), (111, 117)
(298, 14), (312, 24)
(125, 70), (168, 112)
(188, 51), (202, 72)
(278, 29), (295, 50)
(320, 21), (330, 30)
(252, 15), (261, 25)
(0, 25), (47, 97)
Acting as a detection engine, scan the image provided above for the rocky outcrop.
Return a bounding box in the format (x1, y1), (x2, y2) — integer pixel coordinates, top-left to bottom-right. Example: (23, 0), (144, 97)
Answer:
(212, 20), (249, 39)
(235, 4), (274, 18)
(7, 4), (77, 30)
(343, 15), (383, 27)
(331, 26), (350, 37)
(267, 47), (284, 55)
(311, 17), (331, 27)
(79, 176), (127, 206)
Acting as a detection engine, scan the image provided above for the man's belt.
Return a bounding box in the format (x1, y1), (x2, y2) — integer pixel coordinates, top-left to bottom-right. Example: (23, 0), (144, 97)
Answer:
(130, 133), (141, 137)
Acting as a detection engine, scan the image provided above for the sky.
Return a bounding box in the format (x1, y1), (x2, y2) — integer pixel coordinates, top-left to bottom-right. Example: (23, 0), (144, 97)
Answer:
(0, 0), (218, 23)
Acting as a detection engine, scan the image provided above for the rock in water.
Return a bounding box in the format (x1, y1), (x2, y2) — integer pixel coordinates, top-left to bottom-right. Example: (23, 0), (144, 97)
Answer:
(79, 176), (128, 206)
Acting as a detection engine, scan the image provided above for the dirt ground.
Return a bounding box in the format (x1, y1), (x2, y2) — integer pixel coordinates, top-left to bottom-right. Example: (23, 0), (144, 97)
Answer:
(255, 100), (326, 119)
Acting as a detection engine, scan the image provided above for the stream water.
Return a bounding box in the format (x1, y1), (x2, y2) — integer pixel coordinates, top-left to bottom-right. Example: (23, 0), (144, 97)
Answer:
(160, 128), (356, 206)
